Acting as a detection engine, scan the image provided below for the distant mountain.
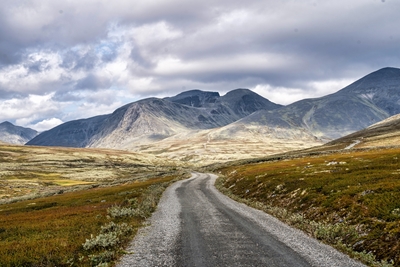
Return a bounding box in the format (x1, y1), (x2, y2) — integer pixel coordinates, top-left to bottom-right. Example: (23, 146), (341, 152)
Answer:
(239, 67), (400, 140)
(0, 121), (38, 145)
(28, 89), (280, 149)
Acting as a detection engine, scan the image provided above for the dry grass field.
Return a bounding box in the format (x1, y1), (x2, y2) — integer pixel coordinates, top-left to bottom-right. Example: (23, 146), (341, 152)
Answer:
(0, 175), (178, 266)
(0, 144), (185, 266)
(0, 144), (181, 203)
(134, 127), (323, 166)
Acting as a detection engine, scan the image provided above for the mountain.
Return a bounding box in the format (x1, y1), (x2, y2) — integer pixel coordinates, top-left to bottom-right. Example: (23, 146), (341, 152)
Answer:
(28, 89), (280, 149)
(238, 67), (400, 140)
(0, 121), (38, 145)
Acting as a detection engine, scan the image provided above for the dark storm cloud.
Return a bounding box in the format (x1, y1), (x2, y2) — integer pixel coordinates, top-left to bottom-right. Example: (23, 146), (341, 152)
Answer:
(1, 0), (400, 130)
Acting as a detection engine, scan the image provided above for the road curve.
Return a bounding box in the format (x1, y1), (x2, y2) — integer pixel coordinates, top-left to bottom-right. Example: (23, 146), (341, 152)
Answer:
(117, 172), (366, 267)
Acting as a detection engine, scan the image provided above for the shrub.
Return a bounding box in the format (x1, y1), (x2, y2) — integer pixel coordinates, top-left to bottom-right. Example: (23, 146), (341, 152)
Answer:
(107, 206), (140, 218)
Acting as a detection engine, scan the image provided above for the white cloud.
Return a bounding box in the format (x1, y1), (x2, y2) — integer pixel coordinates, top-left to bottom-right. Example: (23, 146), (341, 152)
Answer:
(252, 77), (356, 105)
(28, 118), (63, 132)
(0, 94), (60, 121)
(252, 84), (309, 105)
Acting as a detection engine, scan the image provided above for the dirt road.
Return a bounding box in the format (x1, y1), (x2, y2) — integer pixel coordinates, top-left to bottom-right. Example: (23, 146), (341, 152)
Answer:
(117, 172), (366, 267)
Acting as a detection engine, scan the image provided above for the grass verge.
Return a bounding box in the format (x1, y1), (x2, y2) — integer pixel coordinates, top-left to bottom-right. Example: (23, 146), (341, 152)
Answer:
(214, 147), (400, 267)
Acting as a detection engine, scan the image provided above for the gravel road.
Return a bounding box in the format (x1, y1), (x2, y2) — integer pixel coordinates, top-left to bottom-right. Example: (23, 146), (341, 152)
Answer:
(117, 172), (366, 267)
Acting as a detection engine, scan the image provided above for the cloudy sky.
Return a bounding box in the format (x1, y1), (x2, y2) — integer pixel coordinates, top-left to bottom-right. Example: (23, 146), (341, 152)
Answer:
(0, 0), (399, 131)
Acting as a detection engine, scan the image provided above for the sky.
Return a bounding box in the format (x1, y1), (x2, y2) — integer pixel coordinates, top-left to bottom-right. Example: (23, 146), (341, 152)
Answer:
(0, 0), (399, 131)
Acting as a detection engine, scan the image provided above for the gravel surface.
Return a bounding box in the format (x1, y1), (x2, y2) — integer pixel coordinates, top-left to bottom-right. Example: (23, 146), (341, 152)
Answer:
(117, 172), (366, 267)
(116, 177), (185, 266)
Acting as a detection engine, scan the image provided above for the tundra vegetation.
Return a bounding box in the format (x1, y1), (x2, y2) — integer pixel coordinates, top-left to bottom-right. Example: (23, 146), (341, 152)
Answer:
(215, 147), (400, 267)
(0, 144), (184, 266)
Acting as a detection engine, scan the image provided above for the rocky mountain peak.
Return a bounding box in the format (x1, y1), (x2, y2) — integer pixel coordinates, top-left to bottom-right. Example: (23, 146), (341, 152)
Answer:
(336, 67), (400, 116)
(219, 88), (282, 116)
(0, 121), (13, 127)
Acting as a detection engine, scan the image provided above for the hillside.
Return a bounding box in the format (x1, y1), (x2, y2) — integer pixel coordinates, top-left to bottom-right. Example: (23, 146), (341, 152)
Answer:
(214, 146), (400, 266)
(325, 113), (400, 150)
(24, 115), (108, 147)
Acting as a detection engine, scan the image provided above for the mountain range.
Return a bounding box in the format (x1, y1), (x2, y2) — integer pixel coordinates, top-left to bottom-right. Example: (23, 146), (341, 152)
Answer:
(0, 121), (38, 145)
(22, 67), (400, 163)
(27, 89), (282, 148)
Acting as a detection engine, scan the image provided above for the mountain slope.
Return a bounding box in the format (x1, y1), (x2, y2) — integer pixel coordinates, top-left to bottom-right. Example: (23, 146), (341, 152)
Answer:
(88, 98), (229, 149)
(0, 121), (38, 144)
(26, 115), (108, 147)
(240, 67), (400, 140)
